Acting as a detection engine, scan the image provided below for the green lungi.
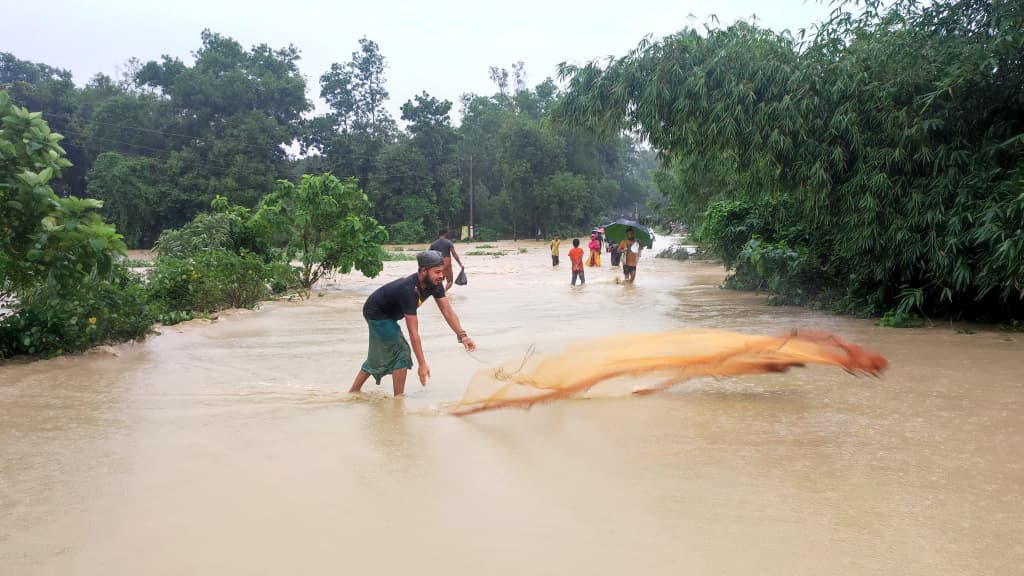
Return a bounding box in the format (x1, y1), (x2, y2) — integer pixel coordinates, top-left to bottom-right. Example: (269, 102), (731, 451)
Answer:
(361, 318), (413, 383)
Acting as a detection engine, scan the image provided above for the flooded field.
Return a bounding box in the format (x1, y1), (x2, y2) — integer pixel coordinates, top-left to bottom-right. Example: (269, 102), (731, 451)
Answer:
(2, 238), (1022, 575)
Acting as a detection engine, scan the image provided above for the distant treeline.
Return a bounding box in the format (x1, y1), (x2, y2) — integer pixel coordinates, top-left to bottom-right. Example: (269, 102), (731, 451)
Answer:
(1, 33), (661, 248)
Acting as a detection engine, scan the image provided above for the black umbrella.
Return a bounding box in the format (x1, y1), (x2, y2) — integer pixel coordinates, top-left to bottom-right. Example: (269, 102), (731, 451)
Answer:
(602, 219), (655, 249)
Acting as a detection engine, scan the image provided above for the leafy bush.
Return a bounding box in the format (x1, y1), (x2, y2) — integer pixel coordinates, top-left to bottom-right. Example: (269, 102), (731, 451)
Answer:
(156, 310), (195, 326)
(154, 211), (241, 258)
(698, 200), (767, 267)
(153, 196), (272, 261)
(265, 261), (301, 294)
(121, 258), (155, 268)
(656, 246), (691, 260)
(0, 91), (155, 358)
(255, 174), (387, 289)
(726, 237), (822, 306)
(146, 250), (270, 315)
(0, 267), (154, 358)
(877, 311), (926, 328)
(387, 221), (426, 244)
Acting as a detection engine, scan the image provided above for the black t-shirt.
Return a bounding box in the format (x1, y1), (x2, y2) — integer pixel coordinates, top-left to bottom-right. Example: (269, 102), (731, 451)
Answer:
(429, 238), (454, 257)
(363, 273), (446, 321)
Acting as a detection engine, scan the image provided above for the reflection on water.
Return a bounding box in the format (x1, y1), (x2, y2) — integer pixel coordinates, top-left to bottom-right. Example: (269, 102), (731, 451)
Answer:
(2, 238), (1022, 575)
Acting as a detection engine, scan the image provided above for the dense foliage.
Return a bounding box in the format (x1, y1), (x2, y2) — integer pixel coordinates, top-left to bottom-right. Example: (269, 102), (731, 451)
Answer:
(1, 90), (386, 357)
(1, 91), (152, 356)
(3, 34), (660, 250)
(556, 0), (1024, 320)
(254, 174), (387, 289)
(5, 28), (659, 357)
(10, 0), (1017, 358)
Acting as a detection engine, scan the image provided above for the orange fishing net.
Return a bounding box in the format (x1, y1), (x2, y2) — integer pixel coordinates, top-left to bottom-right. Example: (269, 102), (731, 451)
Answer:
(450, 329), (887, 415)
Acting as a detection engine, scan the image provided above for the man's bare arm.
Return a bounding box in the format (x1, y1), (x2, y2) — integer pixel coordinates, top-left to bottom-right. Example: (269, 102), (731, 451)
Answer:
(404, 313), (427, 367)
(436, 297), (475, 351)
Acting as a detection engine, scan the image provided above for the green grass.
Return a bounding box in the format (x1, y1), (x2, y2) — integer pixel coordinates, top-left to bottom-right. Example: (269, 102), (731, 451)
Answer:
(380, 251), (417, 261)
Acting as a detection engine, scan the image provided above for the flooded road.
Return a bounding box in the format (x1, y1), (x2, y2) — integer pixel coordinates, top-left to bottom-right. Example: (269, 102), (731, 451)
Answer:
(2, 238), (1022, 575)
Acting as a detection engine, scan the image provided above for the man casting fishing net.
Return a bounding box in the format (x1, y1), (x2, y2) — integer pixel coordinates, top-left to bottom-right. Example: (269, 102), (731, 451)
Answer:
(349, 250), (476, 396)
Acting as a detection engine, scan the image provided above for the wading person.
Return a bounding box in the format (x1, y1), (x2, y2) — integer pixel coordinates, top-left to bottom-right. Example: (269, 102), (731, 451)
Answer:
(587, 233), (602, 267)
(429, 228), (464, 291)
(349, 250), (476, 396)
(617, 227), (643, 283)
(568, 238), (585, 285)
(607, 239), (621, 268)
(550, 233), (561, 268)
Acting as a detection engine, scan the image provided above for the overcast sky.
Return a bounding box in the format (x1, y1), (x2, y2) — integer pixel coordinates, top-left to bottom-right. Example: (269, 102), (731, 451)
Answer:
(5, 0), (833, 122)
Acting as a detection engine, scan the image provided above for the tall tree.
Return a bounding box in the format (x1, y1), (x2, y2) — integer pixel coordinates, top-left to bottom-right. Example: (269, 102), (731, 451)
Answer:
(133, 30), (311, 210)
(309, 38), (397, 187)
(401, 92), (461, 229)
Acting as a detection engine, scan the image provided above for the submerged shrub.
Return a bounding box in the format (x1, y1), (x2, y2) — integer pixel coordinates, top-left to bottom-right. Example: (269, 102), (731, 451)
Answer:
(726, 237), (824, 306)
(0, 266), (154, 358)
(656, 246), (691, 260)
(146, 249), (270, 315)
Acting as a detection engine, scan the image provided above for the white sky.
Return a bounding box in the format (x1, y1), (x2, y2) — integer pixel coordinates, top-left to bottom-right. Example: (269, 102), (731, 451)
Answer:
(5, 0), (833, 123)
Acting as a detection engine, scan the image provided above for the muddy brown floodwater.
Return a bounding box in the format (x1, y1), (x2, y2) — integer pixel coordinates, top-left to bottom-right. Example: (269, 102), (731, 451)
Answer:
(2, 238), (1022, 575)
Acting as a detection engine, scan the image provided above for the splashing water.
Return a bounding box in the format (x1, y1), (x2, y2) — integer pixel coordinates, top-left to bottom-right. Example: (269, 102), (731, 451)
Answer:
(450, 329), (888, 415)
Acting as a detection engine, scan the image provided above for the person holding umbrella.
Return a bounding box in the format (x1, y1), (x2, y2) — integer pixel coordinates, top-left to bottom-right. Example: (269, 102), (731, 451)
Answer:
(603, 219), (654, 282)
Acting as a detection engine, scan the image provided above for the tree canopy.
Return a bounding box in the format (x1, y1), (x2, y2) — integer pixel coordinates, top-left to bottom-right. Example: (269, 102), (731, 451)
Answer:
(555, 0), (1024, 320)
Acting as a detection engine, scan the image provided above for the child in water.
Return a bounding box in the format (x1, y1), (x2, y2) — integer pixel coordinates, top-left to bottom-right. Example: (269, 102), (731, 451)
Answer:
(568, 238), (585, 285)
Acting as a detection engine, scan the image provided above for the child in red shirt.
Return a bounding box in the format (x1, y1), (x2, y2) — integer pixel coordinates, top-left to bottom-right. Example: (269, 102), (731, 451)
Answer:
(568, 238), (585, 285)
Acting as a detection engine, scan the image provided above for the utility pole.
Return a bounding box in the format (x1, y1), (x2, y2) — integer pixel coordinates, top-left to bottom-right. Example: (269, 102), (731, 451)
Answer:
(469, 155), (474, 239)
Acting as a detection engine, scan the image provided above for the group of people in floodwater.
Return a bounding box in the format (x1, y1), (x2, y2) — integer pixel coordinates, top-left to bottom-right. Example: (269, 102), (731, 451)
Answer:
(348, 226), (644, 397)
(549, 228), (643, 286)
